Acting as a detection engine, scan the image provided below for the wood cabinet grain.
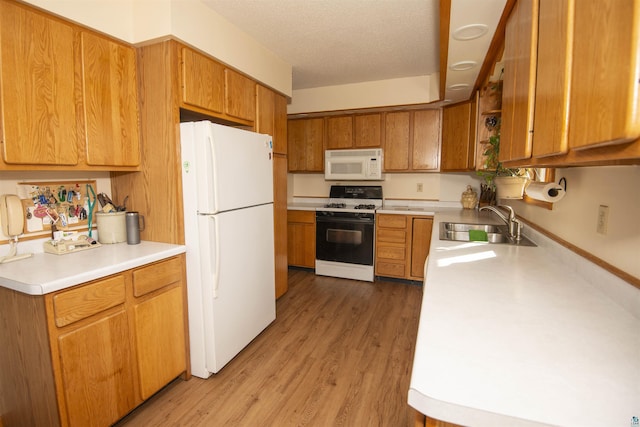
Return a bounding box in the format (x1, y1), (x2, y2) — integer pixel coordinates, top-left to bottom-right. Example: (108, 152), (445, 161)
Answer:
(0, 0), (79, 166)
(326, 116), (354, 149)
(287, 210), (316, 268)
(225, 68), (256, 121)
(274, 154), (289, 297)
(81, 31), (140, 167)
(441, 100), (477, 171)
(181, 47), (224, 113)
(0, 0), (140, 171)
(354, 113), (383, 148)
(375, 214), (433, 281)
(384, 110), (441, 172)
(287, 118), (324, 172)
(500, 0), (640, 167)
(0, 256), (189, 427)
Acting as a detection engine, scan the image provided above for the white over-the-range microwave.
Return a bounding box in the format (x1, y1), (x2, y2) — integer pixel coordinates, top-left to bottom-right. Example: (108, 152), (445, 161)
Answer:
(324, 148), (383, 181)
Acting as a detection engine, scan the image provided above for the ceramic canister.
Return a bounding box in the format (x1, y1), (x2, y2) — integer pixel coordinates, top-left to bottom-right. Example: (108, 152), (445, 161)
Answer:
(96, 211), (127, 244)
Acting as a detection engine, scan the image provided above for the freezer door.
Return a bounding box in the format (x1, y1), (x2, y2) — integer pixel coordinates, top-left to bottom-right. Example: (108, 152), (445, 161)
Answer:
(198, 203), (275, 374)
(191, 121), (273, 214)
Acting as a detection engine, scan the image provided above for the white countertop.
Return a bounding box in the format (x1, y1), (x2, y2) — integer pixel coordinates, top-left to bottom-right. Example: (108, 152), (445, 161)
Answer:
(0, 241), (186, 295)
(408, 210), (640, 427)
(288, 198), (462, 215)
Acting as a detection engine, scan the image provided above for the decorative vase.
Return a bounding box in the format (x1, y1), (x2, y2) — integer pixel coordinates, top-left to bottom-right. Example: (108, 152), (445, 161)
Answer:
(494, 176), (529, 200)
(461, 185), (479, 209)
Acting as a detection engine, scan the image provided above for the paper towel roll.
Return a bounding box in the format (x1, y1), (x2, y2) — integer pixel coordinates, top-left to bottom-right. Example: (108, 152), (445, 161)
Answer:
(525, 182), (565, 203)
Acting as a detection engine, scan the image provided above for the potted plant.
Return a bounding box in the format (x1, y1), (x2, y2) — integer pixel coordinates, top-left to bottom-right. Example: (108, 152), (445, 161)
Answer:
(477, 120), (530, 201)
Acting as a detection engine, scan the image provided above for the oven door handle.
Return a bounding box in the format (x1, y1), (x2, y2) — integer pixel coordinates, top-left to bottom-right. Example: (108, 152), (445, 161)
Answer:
(315, 216), (374, 224)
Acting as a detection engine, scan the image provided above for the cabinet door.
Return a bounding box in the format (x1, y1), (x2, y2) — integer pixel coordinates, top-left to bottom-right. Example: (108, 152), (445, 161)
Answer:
(58, 310), (136, 427)
(225, 68), (256, 121)
(500, 0), (538, 162)
(181, 47), (224, 113)
(287, 210), (315, 268)
(354, 114), (383, 148)
(326, 116), (353, 149)
(273, 154), (288, 298)
(410, 217), (433, 279)
(532, 0), (572, 158)
(256, 84), (275, 137)
(384, 112), (411, 171)
(568, 0), (640, 149)
(133, 286), (187, 400)
(81, 31), (140, 167)
(287, 118), (324, 172)
(0, 0), (78, 165)
(273, 93), (288, 155)
(412, 109), (441, 170)
(441, 101), (475, 171)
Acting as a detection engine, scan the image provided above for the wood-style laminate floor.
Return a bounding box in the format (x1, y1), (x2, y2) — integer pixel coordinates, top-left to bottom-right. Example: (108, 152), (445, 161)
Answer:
(116, 269), (423, 427)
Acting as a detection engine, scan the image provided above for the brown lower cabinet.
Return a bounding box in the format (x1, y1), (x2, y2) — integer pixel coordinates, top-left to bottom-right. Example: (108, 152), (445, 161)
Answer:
(0, 255), (189, 427)
(375, 214), (433, 281)
(287, 210), (316, 268)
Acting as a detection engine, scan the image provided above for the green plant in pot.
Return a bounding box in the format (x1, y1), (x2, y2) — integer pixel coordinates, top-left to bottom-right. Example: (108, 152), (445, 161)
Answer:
(477, 119), (529, 203)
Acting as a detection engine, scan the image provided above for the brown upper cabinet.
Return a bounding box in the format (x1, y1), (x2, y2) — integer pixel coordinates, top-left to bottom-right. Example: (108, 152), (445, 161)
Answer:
(384, 109), (440, 172)
(225, 68), (256, 122)
(441, 98), (477, 171)
(0, 0), (79, 166)
(326, 116), (354, 149)
(287, 118), (324, 172)
(256, 84), (288, 155)
(354, 114), (383, 148)
(0, 0), (140, 171)
(179, 47), (256, 124)
(181, 47), (225, 114)
(500, 0), (640, 167)
(81, 31), (141, 167)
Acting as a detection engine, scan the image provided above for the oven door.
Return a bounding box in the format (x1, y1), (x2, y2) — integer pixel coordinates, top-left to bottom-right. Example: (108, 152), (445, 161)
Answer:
(315, 214), (374, 266)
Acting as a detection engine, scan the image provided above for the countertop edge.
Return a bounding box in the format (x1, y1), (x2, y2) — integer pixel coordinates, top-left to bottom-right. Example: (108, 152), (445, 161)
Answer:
(0, 242), (186, 295)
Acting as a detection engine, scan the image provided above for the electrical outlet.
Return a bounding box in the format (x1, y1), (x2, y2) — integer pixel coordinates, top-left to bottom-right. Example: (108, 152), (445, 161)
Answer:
(596, 205), (609, 235)
(417, 183), (423, 192)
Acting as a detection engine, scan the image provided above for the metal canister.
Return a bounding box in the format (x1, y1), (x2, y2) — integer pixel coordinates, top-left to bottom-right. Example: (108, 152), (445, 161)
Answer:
(125, 211), (145, 245)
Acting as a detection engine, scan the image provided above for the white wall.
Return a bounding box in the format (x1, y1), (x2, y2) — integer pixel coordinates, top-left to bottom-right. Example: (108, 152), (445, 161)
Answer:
(288, 75), (439, 114)
(508, 165), (640, 280)
(22, 0), (292, 97)
(290, 172), (482, 202)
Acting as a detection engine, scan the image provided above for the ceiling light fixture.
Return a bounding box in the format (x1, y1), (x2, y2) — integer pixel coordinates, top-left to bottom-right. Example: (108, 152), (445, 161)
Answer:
(447, 83), (469, 91)
(449, 60), (478, 71)
(452, 24), (489, 41)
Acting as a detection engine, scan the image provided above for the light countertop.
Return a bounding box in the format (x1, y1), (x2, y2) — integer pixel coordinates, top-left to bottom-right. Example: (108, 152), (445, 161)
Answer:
(288, 198), (462, 215)
(0, 241), (186, 295)
(408, 210), (640, 427)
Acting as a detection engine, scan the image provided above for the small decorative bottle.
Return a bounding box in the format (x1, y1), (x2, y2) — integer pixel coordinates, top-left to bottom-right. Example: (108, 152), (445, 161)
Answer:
(461, 185), (478, 210)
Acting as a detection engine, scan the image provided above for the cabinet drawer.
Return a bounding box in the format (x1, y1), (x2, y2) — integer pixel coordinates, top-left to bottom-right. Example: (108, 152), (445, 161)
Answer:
(376, 261), (406, 277)
(287, 210), (315, 223)
(377, 245), (406, 261)
(377, 228), (406, 244)
(377, 214), (407, 228)
(133, 257), (183, 297)
(53, 275), (126, 327)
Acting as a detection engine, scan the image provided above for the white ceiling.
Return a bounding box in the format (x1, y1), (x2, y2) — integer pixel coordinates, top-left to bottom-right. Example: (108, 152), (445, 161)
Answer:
(202, 0), (505, 103)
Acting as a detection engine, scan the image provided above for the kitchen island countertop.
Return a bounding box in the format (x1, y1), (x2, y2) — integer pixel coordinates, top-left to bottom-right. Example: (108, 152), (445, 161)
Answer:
(409, 210), (640, 427)
(0, 241), (186, 295)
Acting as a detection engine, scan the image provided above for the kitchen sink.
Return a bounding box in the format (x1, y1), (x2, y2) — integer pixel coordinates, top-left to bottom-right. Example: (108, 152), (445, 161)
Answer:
(439, 222), (537, 246)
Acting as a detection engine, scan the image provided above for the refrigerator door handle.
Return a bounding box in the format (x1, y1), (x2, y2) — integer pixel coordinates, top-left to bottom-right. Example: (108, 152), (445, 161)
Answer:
(210, 215), (221, 299)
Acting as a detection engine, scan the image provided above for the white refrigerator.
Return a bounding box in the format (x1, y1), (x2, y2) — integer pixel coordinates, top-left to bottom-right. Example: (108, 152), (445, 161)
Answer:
(180, 121), (276, 378)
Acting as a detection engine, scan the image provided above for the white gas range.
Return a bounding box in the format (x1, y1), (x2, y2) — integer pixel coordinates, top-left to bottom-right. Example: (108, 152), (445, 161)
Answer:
(315, 185), (383, 282)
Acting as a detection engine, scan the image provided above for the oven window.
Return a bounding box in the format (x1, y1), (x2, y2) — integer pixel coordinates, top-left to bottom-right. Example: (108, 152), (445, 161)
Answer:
(316, 219), (374, 266)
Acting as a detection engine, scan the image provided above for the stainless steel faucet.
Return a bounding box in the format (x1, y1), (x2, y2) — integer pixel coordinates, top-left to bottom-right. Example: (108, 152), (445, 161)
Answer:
(479, 205), (522, 241)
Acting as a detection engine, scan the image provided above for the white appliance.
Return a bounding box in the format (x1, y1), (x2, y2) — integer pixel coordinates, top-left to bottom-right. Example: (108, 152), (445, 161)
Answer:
(180, 121), (275, 378)
(324, 148), (383, 180)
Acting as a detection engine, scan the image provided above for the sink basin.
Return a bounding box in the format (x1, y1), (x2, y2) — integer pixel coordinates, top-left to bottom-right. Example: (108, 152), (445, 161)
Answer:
(439, 222), (537, 246)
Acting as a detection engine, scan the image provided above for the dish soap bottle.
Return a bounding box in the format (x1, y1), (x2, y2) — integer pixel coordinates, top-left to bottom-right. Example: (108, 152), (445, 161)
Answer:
(461, 185), (478, 209)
